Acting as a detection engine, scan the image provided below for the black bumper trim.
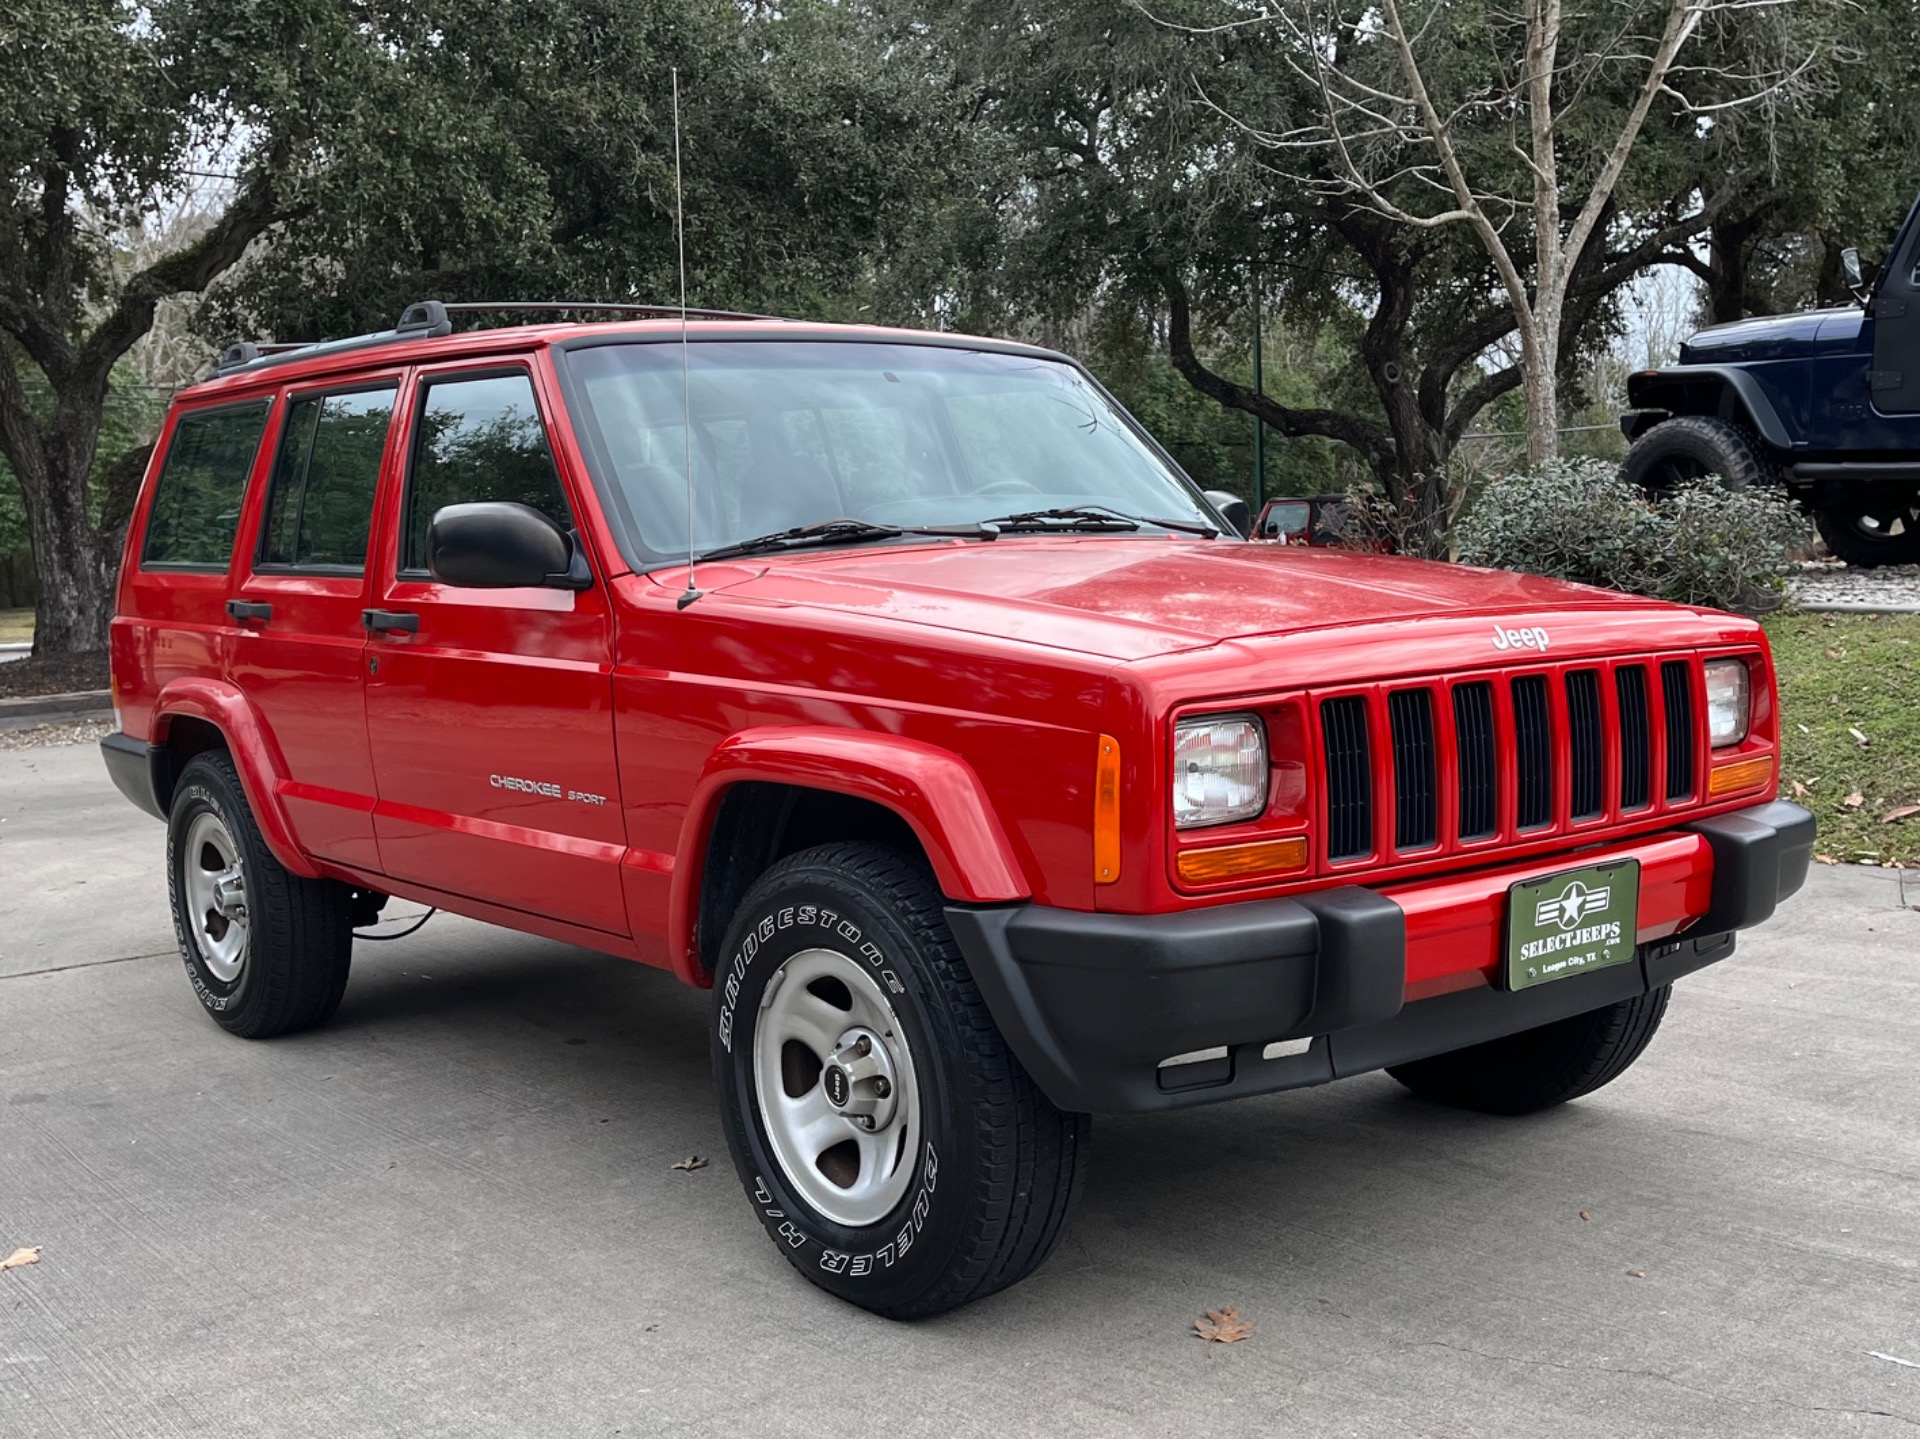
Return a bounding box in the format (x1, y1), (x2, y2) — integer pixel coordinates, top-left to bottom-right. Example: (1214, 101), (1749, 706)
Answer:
(100, 732), (167, 821)
(947, 799), (1815, 1115)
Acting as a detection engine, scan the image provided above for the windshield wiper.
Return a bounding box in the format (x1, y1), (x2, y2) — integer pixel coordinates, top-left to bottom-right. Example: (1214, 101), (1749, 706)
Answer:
(980, 505), (1220, 537)
(696, 518), (988, 563)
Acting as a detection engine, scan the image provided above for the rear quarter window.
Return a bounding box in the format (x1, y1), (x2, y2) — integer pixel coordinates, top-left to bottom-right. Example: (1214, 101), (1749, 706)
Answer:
(142, 401), (272, 568)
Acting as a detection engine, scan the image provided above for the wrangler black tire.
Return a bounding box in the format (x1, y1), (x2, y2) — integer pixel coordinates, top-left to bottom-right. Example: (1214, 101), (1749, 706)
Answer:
(1386, 987), (1671, 1116)
(166, 752), (354, 1038)
(710, 842), (1088, 1318)
(1813, 494), (1920, 568)
(1620, 416), (1774, 496)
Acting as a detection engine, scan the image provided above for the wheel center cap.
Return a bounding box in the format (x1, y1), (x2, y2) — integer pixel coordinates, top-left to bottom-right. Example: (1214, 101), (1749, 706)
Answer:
(823, 1065), (852, 1108)
(821, 1027), (900, 1132)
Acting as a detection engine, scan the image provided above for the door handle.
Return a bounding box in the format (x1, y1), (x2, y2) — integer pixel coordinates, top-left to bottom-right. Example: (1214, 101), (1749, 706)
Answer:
(362, 609), (419, 634)
(226, 600), (273, 623)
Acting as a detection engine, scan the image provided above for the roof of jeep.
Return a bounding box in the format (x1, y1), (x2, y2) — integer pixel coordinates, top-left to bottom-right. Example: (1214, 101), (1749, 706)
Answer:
(176, 317), (1070, 404)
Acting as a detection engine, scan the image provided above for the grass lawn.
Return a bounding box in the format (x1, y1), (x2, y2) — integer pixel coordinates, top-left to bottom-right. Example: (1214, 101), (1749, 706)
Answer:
(1765, 611), (1920, 867)
(0, 607), (31, 645)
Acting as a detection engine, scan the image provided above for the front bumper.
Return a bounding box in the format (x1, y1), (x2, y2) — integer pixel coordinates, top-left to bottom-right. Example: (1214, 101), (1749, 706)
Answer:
(946, 800), (1815, 1114)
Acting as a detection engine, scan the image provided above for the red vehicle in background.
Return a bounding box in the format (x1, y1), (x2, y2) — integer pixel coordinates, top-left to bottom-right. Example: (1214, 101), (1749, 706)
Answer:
(102, 301), (1812, 1318)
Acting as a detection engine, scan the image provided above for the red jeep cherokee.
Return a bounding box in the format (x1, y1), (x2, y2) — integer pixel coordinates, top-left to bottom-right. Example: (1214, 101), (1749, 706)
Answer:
(103, 301), (1814, 1318)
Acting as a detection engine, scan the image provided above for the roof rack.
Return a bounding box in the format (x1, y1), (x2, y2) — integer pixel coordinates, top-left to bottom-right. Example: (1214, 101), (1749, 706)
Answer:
(215, 297), (785, 377)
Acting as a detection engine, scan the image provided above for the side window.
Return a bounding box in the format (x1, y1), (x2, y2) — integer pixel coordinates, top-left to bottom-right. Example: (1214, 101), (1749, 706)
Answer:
(141, 402), (271, 568)
(258, 386), (396, 570)
(403, 372), (572, 572)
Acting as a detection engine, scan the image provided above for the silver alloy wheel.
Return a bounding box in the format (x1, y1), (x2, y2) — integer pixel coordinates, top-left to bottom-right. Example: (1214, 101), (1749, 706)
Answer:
(181, 810), (249, 984)
(753, 947), (921, 1228)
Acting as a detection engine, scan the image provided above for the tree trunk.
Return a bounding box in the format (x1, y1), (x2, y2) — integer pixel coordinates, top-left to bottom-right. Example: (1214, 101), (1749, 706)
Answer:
(19, 451), (116, 656)
(1520, 315), (1560, 468)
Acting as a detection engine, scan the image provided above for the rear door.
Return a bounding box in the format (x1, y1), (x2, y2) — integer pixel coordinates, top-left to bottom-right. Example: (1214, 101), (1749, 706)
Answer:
(227, 380), (399, 870)
(362, 363), (628, 935)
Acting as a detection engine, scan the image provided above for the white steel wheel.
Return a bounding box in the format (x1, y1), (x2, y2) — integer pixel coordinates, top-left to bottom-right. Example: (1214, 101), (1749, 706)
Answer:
(180, 809), (249, 984)
(752, 946), (922, 1228)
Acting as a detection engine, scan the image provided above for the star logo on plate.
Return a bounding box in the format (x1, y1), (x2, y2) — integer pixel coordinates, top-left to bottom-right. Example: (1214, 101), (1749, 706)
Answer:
(1536, 879), (1611, 931)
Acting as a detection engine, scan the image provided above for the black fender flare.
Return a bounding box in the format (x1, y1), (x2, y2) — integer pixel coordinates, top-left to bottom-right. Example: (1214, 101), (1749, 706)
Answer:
(1622, 366), (1794, 451)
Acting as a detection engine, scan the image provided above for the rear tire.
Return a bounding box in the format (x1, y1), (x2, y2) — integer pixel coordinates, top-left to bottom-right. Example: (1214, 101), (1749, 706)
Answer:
(1813, 493), (1920, 568)
(167, 752), (354, 1038)
(1386, 987), (1671, 1116)
(711, 842), (1088, 1318)
(1620, 416), (1773, 496)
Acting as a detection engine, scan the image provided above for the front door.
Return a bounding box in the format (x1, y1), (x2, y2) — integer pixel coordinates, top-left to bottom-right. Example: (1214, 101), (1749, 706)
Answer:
(363, 364), (628, 935)
(1871, 197), (1920, 415)
(227, 380), (399, 871)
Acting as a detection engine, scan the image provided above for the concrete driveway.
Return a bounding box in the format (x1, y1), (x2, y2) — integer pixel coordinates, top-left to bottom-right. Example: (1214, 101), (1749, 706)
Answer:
(3, 734), (1917, 1438)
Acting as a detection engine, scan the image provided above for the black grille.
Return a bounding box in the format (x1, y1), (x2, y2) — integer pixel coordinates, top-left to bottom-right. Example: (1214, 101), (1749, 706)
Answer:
(1453, 682), (1498, 841)
(1321, 696), (1373, 860)
(1511, 675), (1554, 829)
(1565, 670), (1603, 821)
(1662, 660), (1696, 800)
(1616, 666), (1651, 810)
(1388, 689), (1437, 850)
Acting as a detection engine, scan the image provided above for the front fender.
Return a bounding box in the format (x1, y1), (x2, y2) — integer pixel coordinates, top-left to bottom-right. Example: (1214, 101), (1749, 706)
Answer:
(1624, 366), (1796, 450)
(150, 677), (320, 878)
(667, 727), (1030, 983)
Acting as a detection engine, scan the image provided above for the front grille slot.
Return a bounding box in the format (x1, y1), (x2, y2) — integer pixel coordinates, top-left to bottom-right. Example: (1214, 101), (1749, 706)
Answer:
(1662, 660), (1696, 800)
(1565, 670), (1604, 821)
(1321, 696), (1373, 860)
(1616, 666), (1651, 810)
(1388, 689), (1437, 850)
(1511, 675), (1554, 829)
(1453, 682), (1498, 841)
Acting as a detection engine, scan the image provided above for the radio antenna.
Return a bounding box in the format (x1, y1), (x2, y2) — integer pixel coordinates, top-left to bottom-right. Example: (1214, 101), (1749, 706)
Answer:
(671, 66), (702, 610)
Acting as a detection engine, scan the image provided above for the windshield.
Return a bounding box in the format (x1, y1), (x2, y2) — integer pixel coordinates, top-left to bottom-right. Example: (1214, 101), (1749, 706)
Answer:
(560, 340), (1217, 561)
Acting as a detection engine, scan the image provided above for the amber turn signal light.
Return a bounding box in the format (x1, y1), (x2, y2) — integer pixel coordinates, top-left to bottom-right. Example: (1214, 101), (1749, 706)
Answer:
(1707, 753), (1774, 798)
(1176, 834), (1309, 884)
(1094, 735), (1122, 885)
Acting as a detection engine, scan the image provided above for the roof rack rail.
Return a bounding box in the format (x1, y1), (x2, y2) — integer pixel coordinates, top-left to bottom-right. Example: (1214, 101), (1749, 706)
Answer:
(405, 299), (787, 325)
(214, 297), (782, 379)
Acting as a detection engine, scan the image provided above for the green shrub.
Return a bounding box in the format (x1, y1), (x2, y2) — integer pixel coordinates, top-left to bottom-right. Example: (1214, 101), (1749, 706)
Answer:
(1452, 459), (1808, 614)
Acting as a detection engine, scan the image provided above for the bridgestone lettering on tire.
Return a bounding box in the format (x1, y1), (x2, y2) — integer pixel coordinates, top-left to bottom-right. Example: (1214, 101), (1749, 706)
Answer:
(711, 842), (1087, 1318)
(1385, 987), (1671, 1116)
(166, 752), (355, 1039)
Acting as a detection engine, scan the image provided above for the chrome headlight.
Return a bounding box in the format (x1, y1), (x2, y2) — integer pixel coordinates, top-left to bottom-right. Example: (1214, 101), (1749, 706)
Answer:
(1172, 714), (1267, 828)
(1703, 659), (1751, 748)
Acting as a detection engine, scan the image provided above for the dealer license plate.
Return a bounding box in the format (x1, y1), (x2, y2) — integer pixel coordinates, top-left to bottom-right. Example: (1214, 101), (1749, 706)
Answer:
(1504, 859), (1641, 991)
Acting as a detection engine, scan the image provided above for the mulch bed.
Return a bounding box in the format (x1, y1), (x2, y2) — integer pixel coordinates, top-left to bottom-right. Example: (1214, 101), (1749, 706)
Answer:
(0, 651), (110, 700)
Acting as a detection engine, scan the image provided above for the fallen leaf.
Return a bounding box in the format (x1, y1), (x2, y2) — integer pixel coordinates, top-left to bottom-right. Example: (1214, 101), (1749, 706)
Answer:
(1884, 806), (1920, 824)
(670, 1156), (708, 1172)
(1579, 1210), (1591, 1222)
(1850, 727), (1871, 748)
(1797, 722), (1811, 734)
(1791, 780), (1809, 797)
(1825, 648), (1841, 659)
(1844, 791), (1865, 810)
(1815, 853), (1840, 866)
(1194, 1306), (1256, 1344)
(1, 1246), (41, 1272)
(1626, 1269), (1647, 1279)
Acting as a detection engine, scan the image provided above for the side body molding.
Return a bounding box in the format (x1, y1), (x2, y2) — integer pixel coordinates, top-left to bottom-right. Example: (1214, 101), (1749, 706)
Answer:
(149, 677), (321, 878)
(668, 727), (1031, 984)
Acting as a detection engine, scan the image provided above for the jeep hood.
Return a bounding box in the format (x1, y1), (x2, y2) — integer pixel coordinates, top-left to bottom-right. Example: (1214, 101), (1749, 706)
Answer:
(1680, 305), (1857, 364)
(686, 537), (1670, 661)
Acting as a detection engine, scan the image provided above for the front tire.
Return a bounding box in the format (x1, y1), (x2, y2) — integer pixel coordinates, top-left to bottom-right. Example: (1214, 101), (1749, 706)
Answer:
(167, 752), (354, 1038)
(1813, 492), (1920, 567)
(711, 842), (1088, 1318)
(1386, 987), (1671, 1116)
(1620, 416), (1773, 496)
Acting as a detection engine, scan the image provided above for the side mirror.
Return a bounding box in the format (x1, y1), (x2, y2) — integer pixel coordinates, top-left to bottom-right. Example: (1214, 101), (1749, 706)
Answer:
(428, 502), (590, 590)
(1202, 489), (1251, 538)
(1842, 246), (1864, 291)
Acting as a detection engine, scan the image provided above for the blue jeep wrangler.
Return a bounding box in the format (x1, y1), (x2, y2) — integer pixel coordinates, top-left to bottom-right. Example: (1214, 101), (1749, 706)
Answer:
(1621, 193), (1920, 567)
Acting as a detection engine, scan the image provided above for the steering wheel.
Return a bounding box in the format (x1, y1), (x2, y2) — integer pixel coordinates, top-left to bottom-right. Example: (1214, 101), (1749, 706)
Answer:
(972, 479), (1043, 496)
